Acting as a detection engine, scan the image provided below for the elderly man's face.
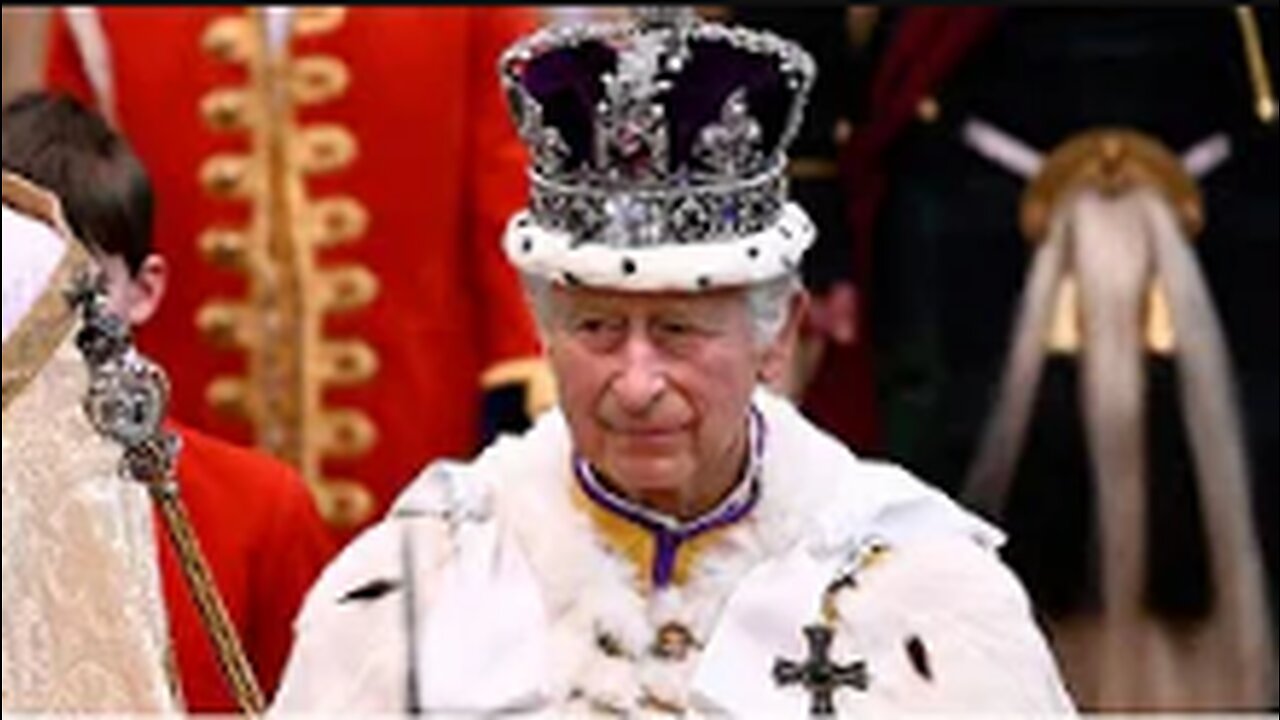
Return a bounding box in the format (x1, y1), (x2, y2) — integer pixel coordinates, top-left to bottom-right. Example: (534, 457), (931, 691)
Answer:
(545, 284), (784, 517)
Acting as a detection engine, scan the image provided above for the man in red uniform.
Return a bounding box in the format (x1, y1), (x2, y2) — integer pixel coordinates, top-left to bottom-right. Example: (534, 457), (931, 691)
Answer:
(43, 8), (551, 533)
(2, 90), (335, 712)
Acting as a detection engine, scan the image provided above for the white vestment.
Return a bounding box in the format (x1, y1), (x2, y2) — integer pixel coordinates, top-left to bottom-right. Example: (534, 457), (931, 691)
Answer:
(2, 178), (175, 712)
(274, 390), (1073, 715)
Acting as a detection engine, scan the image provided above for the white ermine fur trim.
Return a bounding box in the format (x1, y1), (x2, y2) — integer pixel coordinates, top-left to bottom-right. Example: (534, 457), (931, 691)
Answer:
(414, 391), (1005, 712)
(502, 202), (816, 292)
(483, 394), (857, 711)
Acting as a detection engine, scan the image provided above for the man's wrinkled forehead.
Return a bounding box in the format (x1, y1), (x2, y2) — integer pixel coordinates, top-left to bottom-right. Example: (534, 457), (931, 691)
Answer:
(549, 282), (748, 317)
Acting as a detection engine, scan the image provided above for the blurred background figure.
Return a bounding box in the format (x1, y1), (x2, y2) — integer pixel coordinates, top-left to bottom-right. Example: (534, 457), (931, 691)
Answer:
(38, 7), (552, 537)
(1, 8), (49, 105)
(844, 7), (1277, 710)
(3, 171), (175, 713)
(711, 6), (874, 444)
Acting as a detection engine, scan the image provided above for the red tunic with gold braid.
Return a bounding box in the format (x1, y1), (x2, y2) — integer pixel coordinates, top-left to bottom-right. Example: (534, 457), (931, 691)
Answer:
(46, 7), (550, 532)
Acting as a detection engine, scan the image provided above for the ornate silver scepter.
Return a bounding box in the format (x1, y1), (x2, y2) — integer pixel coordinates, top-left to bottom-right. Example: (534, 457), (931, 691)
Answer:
(65, 271), (266, 716)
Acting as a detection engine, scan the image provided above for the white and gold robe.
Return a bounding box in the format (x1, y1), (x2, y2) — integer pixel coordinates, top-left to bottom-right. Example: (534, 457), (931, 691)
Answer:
(274, 390), (1073, 715)
(2, 175), (175, 712)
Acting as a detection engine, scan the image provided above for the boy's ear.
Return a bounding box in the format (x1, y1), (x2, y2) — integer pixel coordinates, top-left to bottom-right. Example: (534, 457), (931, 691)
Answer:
(124, 253), (168, 325)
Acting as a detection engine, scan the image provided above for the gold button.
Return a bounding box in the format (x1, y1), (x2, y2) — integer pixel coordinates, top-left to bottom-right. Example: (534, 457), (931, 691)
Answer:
(291, 56), (351, 106)
(312, 477), (375, 529)
(206, 376), (250, 419)
(295, 125), (357, 175)
(293, 7), (347, 37)
(200, 88), (252, 132)
(199, 154), (254, 198)
(318, 265), (378, 313)
(319, 339), (379, 386)
(319, 408), (377, 458)
(308, 197), (369, 247)
(201, 15), (253, 64)
(195, 301), (249, 349)
(198, 228), (248, 269)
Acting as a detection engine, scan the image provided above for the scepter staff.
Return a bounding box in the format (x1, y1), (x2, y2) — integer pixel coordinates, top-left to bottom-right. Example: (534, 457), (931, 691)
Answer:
(66, 271), (266, 716)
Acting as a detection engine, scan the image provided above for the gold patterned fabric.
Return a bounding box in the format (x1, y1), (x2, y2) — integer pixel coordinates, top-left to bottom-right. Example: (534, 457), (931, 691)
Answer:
(2, 184), (176, 713)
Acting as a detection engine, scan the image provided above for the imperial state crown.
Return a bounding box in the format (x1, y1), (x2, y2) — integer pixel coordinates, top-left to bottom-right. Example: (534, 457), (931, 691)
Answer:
(498, 7), (818, 291)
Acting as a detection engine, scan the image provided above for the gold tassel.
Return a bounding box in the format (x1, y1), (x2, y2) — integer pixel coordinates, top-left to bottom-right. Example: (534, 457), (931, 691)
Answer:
(1235, 5), (1277, 125)
(1046, 276), (1082, 355)
(1045, 275), (1176, 356)
(1145, 279), (1177, 355)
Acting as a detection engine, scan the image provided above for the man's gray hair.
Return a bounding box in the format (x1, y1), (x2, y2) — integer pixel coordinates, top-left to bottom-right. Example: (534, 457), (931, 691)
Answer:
(744, 272), (803, 347)
(520, 272), (802, 349)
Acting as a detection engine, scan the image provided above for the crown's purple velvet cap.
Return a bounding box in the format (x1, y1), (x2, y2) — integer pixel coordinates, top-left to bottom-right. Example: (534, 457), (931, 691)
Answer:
(519, 37), (794, 175)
